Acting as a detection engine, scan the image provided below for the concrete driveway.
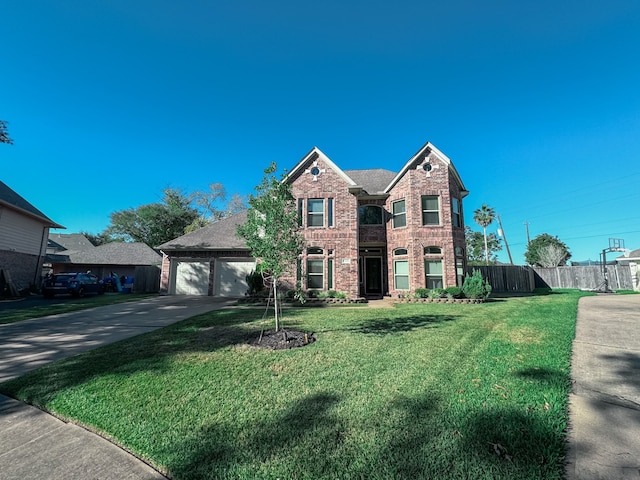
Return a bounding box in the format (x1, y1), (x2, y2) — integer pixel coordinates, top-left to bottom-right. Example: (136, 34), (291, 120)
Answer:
(0, 295), (234, 480)
(566, 294), (640, 480)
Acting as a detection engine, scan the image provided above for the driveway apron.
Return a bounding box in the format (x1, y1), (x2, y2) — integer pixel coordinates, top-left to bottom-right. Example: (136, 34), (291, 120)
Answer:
(0, 295), (234, 480)
(566, 294), (640, 480)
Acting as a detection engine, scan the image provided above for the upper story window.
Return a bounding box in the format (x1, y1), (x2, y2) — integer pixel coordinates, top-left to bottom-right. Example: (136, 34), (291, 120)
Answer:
(421, 195), (440, 225)
(304, 198), (333, 227)
(392, 199), (406, 228)
(452, 197), (462, 228)
(359, 205), (383, 225)
(307, 199), (324, 227)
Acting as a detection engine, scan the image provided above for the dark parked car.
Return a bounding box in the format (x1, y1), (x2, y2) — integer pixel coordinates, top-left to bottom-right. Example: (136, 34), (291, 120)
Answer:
(42, 273), (105, 298)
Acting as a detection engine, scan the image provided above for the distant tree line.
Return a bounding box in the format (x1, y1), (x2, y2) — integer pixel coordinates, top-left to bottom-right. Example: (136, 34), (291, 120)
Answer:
(83, 183), (246, 247)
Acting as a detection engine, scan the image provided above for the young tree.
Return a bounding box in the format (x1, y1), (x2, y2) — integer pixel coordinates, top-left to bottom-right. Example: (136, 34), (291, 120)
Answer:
(0, 120), (13, 145)
(465, 226), (502, 264)
(473, 204), (496, 265)
(237, 162), (305, 332)
(525, 234), (571, 266)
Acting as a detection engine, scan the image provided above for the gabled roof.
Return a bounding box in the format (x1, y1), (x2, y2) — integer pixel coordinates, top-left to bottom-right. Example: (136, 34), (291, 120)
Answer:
(156, 211), (249, 251)
(48, 233), (95, 253)
(286, 147), (357, 186)
(48, 242), (161, 266)
(384, 141), (468, 196)
(344, 169), (397, 195)
(0, 180), (64, 228)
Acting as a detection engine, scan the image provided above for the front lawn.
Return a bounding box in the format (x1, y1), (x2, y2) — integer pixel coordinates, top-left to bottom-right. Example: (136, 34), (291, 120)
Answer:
(0, 291), (590, 479)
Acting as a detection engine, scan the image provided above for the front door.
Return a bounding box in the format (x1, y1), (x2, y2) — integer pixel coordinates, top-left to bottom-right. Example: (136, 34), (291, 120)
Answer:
(364, 257), (383, 296)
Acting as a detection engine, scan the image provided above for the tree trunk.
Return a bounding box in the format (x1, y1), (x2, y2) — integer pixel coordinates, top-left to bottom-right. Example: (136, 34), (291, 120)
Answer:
(483, 226), (489, 265)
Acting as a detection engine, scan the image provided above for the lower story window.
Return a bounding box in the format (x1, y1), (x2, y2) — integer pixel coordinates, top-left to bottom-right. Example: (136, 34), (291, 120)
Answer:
(456, 259), (465, 286)
(307, 259), (324, 289)
(394, 260), (409, 290)
(425, 260), (443, 289)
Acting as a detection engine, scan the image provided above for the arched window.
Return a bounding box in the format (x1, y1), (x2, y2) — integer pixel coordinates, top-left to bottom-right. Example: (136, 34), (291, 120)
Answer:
(423, 246), (442, 255)
(359, 205), (383, 225)
(393, 248), (408, 256)
(307, 247), (323, 255)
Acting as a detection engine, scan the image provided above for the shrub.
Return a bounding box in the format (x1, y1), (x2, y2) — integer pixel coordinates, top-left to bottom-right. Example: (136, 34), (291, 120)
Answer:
(317, 290), (347, 299)
(414, 288), (430, 298)
(445, 286), (463, 299)
(462, 270), (492, 300)
(428, 288), (446, 299)
(245, 269), (265, 296)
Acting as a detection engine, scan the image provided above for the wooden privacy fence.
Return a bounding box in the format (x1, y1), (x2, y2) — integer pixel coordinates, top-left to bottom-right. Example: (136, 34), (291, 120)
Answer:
(466, 265), (535, 293)
(532, 265), (633, 291)
(465, 265), (635, 293)
(133, 265), (161, 293)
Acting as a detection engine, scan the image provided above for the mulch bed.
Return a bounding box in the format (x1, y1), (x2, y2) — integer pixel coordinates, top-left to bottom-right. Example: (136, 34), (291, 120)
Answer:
(251, 329), (316, 350)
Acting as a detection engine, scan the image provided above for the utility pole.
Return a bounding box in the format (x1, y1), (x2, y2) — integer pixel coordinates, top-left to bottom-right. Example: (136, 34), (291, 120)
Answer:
(497, 215), (513, 264)
(524, 221), (531, 245)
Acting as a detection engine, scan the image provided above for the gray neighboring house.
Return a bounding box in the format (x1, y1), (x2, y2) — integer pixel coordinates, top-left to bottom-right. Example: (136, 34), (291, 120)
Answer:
(0, 181), (64, 294)
(46, 233), (162, 292)
(616, 248), (640, 291)
(48, 232), (95, 256)
(157, 211), (255, 296)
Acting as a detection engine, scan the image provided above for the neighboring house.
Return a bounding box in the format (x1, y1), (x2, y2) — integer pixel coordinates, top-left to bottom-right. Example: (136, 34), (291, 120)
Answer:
(48, 233), (95, 255)
(46, 234), (162, 292)
(616, 248), (640, 290)
(159, 141), (468, 298)
(0, 181), (64, 294)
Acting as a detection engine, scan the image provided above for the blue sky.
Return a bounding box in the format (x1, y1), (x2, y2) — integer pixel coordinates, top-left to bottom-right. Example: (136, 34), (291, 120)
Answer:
(2, 0), (640, 264)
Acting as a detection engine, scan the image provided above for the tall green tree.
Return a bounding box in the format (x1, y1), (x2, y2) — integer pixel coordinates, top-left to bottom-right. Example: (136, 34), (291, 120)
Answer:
(80, 231), (118, 246)
(473, 204), (496, 265)
(107, 188), (199, 247)
(237, 162), (305, 332)
(525, 234), (571, 267)
(465, 226), (502, 264)
(0, 120), (13, 145)
(185, 184), (247, 233)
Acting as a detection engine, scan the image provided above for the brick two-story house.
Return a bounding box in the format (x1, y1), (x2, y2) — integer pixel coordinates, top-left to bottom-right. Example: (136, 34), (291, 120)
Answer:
(286, 141), (468, 298)
(158, 141), (468, 298)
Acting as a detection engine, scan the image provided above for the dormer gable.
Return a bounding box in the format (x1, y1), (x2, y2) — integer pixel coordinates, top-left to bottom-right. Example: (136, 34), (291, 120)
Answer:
(384, 141), (469, 197)
(285, 146), (358, 188)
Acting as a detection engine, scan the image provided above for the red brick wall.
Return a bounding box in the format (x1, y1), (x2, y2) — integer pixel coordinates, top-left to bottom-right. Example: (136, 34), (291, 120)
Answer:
(386, 153), (466, 296)
(289, 158), (360, 298)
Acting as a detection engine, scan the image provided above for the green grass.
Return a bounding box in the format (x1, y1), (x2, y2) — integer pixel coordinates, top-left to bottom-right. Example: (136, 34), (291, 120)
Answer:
(0, 290), (592, 479)
(0, 293), (157, 324)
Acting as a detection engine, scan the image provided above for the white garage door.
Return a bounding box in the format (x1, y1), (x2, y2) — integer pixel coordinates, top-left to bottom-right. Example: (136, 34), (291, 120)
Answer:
(175, 261), (210, 295)
(215, 259), (256, 297)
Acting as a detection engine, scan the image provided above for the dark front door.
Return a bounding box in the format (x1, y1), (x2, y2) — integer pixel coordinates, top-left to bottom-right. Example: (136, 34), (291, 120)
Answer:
(364, 257), (383, 296)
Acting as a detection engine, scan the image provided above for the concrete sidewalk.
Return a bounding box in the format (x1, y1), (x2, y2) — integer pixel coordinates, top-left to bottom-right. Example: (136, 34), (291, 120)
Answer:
(565, 294), (640, 480)
(0, 295), (234, 480)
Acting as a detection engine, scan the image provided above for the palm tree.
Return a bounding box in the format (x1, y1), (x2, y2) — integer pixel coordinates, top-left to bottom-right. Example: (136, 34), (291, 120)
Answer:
(473, 204), (496, 265)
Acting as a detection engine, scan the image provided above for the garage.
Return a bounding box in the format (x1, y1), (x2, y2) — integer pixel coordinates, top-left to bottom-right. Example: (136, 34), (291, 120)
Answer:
(175, 261), (210, 295)
(215, 259), (256, 297)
